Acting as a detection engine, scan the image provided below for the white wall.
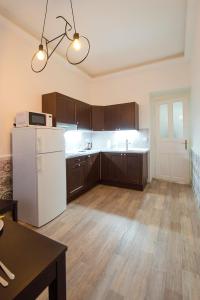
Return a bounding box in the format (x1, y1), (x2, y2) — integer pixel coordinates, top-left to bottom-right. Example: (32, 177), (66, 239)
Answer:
(190, 2), (200, 205)
(90, 59), (190, 128)
(191, 3), (200, 153)
(0, 15), (91, 156)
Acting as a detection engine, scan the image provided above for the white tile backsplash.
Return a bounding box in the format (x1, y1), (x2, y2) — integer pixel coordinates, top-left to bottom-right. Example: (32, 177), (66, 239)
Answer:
(64, 129), (149, 153)
(92, 129), (149, 150)
(64, 130), (92, 152)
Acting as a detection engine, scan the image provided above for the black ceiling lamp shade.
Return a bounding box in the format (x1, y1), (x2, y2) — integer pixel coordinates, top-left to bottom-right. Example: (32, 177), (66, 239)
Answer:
(31, 0), (90, 73)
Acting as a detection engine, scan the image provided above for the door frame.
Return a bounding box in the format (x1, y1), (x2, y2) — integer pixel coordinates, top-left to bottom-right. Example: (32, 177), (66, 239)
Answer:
(149, 88), (191, 182)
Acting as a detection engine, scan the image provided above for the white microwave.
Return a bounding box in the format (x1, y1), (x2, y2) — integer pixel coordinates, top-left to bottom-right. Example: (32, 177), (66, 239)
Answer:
(15, 112), (53, 127)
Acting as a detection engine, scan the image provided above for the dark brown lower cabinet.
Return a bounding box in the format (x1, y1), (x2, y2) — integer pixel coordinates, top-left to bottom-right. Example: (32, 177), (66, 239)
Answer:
(85, 154), (100, 188)
(66, 157), (85, 201)
(67, 151), (148, 202)
(101, 152), (111, 181)
(101, 152), (148, 191)
(66, 153), (100, 202)
(110, 153), (127, 183)
(126, 154), (141, 185)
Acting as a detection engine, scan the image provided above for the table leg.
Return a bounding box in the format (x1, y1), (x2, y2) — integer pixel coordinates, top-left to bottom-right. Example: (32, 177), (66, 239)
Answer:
(12, 201), (18, 222)
(49, 252), (66, 300)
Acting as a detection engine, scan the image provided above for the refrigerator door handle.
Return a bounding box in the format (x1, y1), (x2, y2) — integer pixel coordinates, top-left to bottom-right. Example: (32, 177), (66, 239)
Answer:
(37, 155), (43, 172)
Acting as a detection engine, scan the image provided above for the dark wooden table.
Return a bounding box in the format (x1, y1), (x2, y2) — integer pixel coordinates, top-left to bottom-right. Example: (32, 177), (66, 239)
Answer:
(0, 200), (18, 222)
(0, 219), (67, 300)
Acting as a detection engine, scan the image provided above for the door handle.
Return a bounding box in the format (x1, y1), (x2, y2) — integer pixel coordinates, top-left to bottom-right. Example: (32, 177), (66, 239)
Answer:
(185, 140), (188, 150)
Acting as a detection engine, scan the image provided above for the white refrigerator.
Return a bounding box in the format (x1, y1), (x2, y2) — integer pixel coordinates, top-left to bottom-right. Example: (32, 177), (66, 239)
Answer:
(12, 127), (66, 227)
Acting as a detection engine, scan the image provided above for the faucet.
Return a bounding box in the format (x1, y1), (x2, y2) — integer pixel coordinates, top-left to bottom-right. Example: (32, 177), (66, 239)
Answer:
(85, 142), (92, 150)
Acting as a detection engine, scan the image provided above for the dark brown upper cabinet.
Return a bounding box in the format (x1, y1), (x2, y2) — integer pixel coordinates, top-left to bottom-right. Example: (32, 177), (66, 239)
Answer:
(42, 92), (76, 126)
(75, 100), (91, 130)
(104, 102), (139, 131)
(42, 93), (91, 130)
(104, 105), (120, 131)
(91, 106), (104, 131)
(42, 92), (139, 131)
(119, 102), (139, 130)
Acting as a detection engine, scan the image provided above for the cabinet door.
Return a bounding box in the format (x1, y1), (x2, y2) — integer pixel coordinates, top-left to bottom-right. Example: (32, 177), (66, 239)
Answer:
(119, 103), (138, 130)
(56, 94), (76, 125)
(67, 160), (85, 201)
(110, 154), (127, 182)
(92, 106), (104, 131)
(42, 93), (57, 126)
(86, 154), (100, 187)
(76, 100), (91, 130)
(42, 93), (76, 125)
(101, 153), (112, 181)
(104, 102), (139, 131)
(126, 154), (142, 185)
(104, 105), (121, 131)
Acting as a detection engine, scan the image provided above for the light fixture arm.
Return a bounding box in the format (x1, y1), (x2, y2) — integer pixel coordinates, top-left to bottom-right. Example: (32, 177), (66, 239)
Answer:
(57, 16), (73, 41)
(31, 0), (90, 73)
(41, 16), (74, 60)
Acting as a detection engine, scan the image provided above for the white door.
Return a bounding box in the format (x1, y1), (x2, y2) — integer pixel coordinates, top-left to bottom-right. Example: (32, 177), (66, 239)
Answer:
(37, 151), (66, 227)
(155, 97), (190, 184)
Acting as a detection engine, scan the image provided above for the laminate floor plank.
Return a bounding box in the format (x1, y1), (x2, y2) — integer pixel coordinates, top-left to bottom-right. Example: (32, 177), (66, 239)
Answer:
(36, 180), (200, 300)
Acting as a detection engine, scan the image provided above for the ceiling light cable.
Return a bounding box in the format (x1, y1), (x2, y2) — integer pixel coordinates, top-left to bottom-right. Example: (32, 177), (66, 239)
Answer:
(41, 0), (49, 44)
(69, 0), (77, 33)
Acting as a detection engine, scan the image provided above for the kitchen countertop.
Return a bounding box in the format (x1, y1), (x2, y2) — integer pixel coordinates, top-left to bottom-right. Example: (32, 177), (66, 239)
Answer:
(65, 150), (100, 159)
(65, 148), (149, 159)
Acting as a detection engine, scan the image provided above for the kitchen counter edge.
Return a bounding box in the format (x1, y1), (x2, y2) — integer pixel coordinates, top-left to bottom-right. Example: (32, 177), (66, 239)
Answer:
(65, 149), (149, 159)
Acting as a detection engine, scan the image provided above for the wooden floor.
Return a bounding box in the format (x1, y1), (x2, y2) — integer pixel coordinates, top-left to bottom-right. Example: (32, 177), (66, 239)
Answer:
(37, 180), (200, 300)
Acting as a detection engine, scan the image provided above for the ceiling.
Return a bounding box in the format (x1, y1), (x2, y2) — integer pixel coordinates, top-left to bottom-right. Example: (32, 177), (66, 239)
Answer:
(0, 0), (187, 77)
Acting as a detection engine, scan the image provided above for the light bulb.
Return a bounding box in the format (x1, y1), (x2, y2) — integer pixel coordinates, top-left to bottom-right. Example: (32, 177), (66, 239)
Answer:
(36, 50), (46, 61)
(73, 38), (81, 51)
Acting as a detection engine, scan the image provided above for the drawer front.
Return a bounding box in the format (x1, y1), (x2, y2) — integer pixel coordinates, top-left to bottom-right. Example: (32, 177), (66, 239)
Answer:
(67, 156), (86, 167)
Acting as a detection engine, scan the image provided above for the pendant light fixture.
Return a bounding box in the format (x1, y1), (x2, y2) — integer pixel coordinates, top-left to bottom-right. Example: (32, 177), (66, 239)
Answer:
(31, 0), (90, 73)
